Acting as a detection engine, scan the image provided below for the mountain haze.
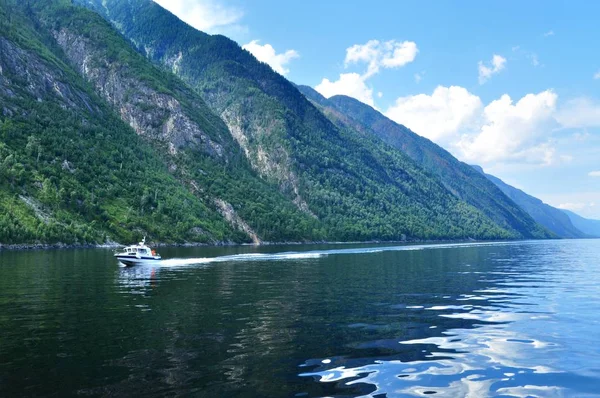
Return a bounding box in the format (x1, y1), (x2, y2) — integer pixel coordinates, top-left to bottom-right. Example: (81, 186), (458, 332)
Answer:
(470, 166), (587, 238)
(561, 209), (600, 237)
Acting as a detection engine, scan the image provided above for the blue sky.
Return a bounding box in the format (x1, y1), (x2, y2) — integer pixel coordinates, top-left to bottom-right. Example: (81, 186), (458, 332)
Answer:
(153, 0), (600, 219)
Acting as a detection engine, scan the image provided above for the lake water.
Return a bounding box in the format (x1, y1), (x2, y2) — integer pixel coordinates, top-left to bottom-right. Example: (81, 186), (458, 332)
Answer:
(1, 239), (599, 397)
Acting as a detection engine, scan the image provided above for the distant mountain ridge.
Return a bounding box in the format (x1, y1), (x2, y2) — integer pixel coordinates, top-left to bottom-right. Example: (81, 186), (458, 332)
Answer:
(297, 84), (585, 239)
(469, 166), (588, 238)
(561, 209), (600, 237)
(296, 86), (552, 238)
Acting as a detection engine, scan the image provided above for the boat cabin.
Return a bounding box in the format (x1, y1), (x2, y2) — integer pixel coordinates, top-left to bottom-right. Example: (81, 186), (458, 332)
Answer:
(124, 246), (151, 256)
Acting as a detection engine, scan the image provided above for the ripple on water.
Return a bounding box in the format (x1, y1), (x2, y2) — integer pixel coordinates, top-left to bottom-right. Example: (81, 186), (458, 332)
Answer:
(298, 240), (600, 397)
(2, 240), (600, 397)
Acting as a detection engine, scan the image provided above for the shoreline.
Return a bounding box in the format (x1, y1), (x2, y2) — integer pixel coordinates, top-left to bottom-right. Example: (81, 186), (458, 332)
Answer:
(0, 237), (547, 252)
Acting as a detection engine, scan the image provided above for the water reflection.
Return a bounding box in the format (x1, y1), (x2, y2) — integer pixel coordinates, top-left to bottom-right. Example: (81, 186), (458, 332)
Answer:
(299, 240), (600, 397)
(117, 264), (159, 292)
(2, 240), (600, 397)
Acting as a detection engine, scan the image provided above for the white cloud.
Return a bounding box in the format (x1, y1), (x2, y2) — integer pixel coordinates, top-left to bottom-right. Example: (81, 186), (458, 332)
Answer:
(589, 171), (600, 177)
(315, 39), (417, 106)
(345, 40), (381, 77)
(557, 202), (596, 212)
(345, 40), (418, 78)
(385, 87), (563, 166)
(544, 192), (600, 218)
(385, 86), (483, 143)
(380, 41), (419, 68)
(153, 0), (243, 34)
(315, 73), (375, 106)
(544, 30), (555, 37)
(594, 70), (600, 80)
(242, 40), (299, 76)
(478, 54), (506, 84)
(555, 97), (600, 128)
(458, 90), (559, 164)
(414, 71), (425, 83)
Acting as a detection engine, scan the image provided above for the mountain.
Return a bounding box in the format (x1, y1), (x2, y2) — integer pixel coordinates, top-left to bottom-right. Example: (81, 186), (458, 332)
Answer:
(470, 166), (586, 238)
(296, 86), (551, 239)
(0, 0), (235, 244)
(561, 210), (600, 237)
(73, 0), (539, 241)
(0, 0), (321, 245)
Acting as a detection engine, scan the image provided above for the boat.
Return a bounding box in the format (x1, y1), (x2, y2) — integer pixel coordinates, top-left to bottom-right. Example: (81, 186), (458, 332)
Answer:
(114, 237), (161, 266)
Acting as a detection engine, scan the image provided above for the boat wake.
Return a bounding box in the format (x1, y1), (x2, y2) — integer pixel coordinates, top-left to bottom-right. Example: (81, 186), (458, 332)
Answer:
(158, 251), (323, 267)
(154, 241), (522, 268)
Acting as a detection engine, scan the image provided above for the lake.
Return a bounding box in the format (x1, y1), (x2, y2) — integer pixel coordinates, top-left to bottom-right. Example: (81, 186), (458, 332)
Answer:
(1, 239), (599, 397)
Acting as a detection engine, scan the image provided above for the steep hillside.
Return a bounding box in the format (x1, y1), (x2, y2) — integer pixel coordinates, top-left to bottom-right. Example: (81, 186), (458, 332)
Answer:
(25, 0), (325, 244)
(297, 86), (552, 238)
(75, 0), (532, 241)
(561, 210), (600, 237)
(470, 166), (586, 238)
(0, 1), (244, 245)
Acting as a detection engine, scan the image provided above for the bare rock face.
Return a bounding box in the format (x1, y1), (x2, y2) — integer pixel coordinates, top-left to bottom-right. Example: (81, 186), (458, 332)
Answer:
(53, 29), (224, 158)
(0, 37), (97, 113)
(214, 199), (261, 244)
(219, 101), (315, 217)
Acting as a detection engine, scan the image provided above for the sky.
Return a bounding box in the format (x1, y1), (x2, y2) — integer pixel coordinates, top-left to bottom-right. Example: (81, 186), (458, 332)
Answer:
(153, 0), (600, 219)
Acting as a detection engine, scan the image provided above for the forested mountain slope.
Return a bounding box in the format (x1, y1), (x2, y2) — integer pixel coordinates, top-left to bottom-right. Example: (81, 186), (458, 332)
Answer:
(0, 0), (322, 245)
(296, 86), (552, 238)
(0, 1), (239, 244)
(75, 0), (534, 241)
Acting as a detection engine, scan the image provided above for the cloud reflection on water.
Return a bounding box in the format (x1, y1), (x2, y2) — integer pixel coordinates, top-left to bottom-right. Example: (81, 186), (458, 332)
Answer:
(298, 241), (600, 397)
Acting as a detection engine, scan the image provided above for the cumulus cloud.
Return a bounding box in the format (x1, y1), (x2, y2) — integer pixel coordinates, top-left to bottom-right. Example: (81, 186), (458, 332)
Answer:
(153, 0), (243, 34)
(385, 86), (483, 143)
(594, 70), (600, 80)
(478, 54), (506, 84)
(385, 87), (563, 166)
(315, 73), (375, 106)
(589, 171), (600, 177)
(242, 40), (299, 76)
(315, 39), (418, 105)
(458, 91), (559, 164)
(380, 41), (419, 68)
(345, 40), (418, 77)
(345, 40), (381, 76)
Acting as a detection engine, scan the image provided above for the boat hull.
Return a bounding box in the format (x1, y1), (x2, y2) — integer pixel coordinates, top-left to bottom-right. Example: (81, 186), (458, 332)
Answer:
(115, 255), (161, 266)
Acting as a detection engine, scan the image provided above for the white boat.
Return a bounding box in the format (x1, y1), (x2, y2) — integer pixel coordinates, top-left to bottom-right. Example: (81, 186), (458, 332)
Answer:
(114, 237), (161, 266)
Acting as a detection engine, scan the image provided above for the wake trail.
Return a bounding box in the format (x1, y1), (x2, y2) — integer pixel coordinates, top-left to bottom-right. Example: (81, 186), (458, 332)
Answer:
(156, 241), (519, 268)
